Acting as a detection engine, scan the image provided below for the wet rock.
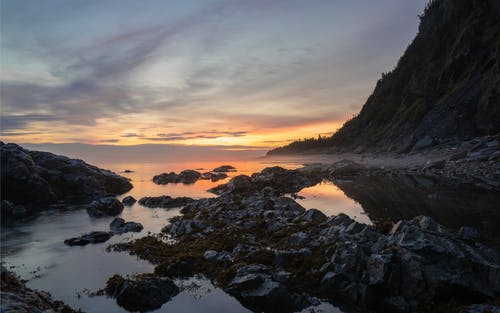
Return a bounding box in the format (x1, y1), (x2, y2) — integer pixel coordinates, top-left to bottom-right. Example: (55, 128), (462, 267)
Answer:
(200, 172), (228, 182)
(213, 165), (237, 172)
(110, 217), (143, 234)
(303, 209), (327, 223)
(138, 195), (194, 208)
(155, 261), (196, 278)
(208, 175), (254, 195)
(423, 159), (446, 170)
(1, 200), (29, 221)
(153, 170), (201, 185)
(0, 142), (132, 207)
(458, 226), (480, 240)
(121, 195), (136, 206)
(86, 197), (124, 217)
(105, 274), (179, 312)
(289, 232), (309, 246)
(64, 231), (113, 246)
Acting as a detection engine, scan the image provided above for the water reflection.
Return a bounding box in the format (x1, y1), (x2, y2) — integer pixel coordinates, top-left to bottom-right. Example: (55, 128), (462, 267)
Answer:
(294, 181), (370, 225)
(331, 174), (500, 247)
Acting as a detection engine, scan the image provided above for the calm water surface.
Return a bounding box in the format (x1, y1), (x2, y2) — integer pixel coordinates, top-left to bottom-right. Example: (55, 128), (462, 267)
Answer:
(2, 156), (498, 312)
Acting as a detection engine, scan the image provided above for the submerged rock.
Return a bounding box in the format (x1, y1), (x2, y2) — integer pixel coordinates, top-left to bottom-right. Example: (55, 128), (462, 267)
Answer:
(105, 274), (179, 312)
(138, 196), (194, 208)
(86, 197), (124, 217)
(110, 217), (143, 234)
(64, 231), (113, 246)
(121, 196), (137, 206)
(0, 142), (132, 207)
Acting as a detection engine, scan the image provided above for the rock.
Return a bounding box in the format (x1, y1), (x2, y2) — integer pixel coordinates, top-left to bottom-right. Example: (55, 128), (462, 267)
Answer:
(86, 197), (124, 217)
(423, 159), (446, 170)
(155, 261), (196, 278)
(138, 196), (194, 208)
(0, 142), (132, 207)
(208, 175), (254, 195)
(203, 250), (218, 261)
(64, 231), (113, 246)
(1, 265), (80, 312)
(303, 209), (327, 223)
(289, 232), (309, 246)
(213, 165), (236, 172)
(412, 136), (434, 151)
(328, 160), (365, 177)
(1, 200), (29, 221)
(200, 172), (228, 182)
(122, 169), (134, 173)
(105, 274), (179, 312)
(153, 170), (201, 184)
(458, 226), (480, 240)
(110, 217), (143, 234)
(121, 195), (136, 206)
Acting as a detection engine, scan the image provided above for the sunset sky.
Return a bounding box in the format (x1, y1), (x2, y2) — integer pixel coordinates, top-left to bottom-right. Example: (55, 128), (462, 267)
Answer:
(1, 0), (426, 148)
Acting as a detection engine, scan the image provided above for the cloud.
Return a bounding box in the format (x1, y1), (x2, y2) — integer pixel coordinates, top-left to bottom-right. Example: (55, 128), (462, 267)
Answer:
(0, 114), (57, 131)
(120, 132), (143, 137)
(141, 130), (247, 142)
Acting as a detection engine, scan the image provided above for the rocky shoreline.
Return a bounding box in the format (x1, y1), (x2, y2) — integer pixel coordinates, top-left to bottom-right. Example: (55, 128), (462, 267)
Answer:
(107, 164), (500, 313)
(1, 265), (83, 313)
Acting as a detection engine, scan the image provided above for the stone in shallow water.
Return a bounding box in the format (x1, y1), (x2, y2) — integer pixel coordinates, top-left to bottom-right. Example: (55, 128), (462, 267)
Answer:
(213, 165), (237, 172)
(86, 197), (124, 218)
(109, 217), (143, 234)
(105, 274), (179, 312)
(121, 195), (136, 206)
(64, 231), (113, 246)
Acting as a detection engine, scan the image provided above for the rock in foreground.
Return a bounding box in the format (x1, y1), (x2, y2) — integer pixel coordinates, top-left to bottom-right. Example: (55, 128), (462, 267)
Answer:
(121, 196), (137, 206)
(1, 266), (82, 312)
(105, 274), (179, 312)
(0, 142), (132, 207)
(116, 182), (500, 313)
(64, 231), (114, 246)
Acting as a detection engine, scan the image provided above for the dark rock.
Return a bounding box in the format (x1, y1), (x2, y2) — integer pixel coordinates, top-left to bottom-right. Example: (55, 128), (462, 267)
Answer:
(213, 165), (237, 172)
(153, 170), (201, 185)
(138, 195), (194, 208)
(208, 175), (254, 195)
(328, 160), (365, 177)
(121, 195), (136, 206)
(1, 265), (80, 312)
(412, 136), (435, 151)
(458, 226), (480, 240)
(86, 197), (124, 217)
(1, 200), (29, 221)
(0, 142), (132, 206)
(200, 172), (228, 182)
(303, 209), (327, 223)
(105, 274), (179, 312)
(64, 231), (113, 246)
(110, 217), (143, 234)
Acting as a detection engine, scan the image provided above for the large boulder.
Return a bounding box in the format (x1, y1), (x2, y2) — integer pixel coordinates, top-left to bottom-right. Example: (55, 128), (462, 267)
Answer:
(86, 197), (124, 217)
(105, 274), (179, 312)
(0, 142), (132, 206)
(64, 231), (114, 246)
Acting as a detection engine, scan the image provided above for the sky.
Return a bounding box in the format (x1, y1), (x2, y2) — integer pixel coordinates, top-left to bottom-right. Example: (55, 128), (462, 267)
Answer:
(1, 0), (427, 148)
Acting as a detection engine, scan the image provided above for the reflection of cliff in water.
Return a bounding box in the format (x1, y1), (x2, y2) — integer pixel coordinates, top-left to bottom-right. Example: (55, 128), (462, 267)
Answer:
(332, 174), (500, 246)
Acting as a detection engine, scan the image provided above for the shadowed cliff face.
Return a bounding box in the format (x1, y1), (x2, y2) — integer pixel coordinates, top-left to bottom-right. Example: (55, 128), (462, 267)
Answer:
(333, 174), (500, 246)
(269, 0), (500, 155)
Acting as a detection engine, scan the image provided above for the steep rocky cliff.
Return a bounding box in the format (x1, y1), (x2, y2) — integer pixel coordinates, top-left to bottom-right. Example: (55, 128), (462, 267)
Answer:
(269, 0), (500, 155)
